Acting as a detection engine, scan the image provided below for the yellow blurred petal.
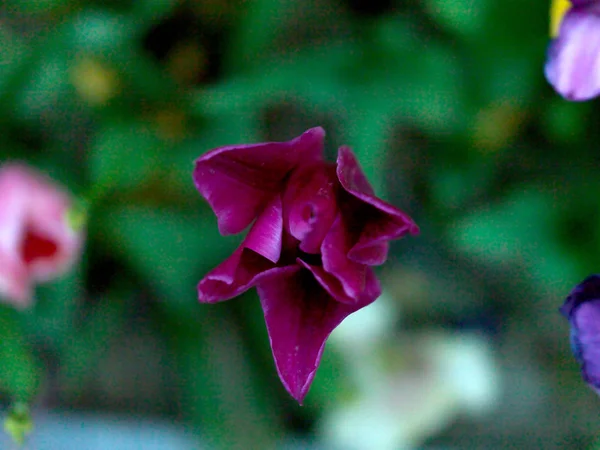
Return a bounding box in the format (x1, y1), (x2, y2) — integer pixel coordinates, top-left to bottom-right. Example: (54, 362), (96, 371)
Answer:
(550, 0), (571, 37)
(472, 101), (527, 154)
(71, 58), (120, 106)
(154, 109), (187, 141)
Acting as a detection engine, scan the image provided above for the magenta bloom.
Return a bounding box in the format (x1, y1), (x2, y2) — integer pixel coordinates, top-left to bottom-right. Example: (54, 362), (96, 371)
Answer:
(0, 164), (84, 308)
(545, 1), (600, 101)
(193, 127), (418, 402)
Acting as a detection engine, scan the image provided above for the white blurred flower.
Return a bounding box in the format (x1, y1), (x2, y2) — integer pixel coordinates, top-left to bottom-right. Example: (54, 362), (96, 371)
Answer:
(321, 307), (500, 450)
(423, 332), (499, 417)
(331, 291), (398, 351)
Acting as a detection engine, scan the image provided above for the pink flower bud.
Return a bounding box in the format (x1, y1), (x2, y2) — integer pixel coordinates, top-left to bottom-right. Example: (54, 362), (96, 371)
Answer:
(0, 164), (84, 308)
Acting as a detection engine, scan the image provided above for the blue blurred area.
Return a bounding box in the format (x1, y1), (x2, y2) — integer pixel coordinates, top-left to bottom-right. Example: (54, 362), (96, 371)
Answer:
(0, 411), (200, 450)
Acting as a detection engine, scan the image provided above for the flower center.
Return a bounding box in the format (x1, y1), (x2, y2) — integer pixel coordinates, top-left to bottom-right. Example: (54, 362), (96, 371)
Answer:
(21, 227), (58, 266)
(302, 204), (317, 224)
(297, 249), (322, 266)
(283, 163), (338, 254)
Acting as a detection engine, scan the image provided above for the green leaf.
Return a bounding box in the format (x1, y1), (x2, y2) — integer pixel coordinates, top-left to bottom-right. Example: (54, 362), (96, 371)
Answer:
(542, 98), (590, 144)
(448, 186), (580, 296)
(101, 207), (234, 312)
(4, 0), (72, 14)
(225, 0), (329, 73)
(0, 27), (28, 98)
(449, 187), (552, 263)
(424, 0), (489, 39)
(65, 9), (138, 57)
(193, 44), (345, 120)
(343, 107), (393, 196)
(0, 309), (41, 402)
(13, 54), (70, 123)
(24, 268), (82, 348)
(429, 158), (495, 211)
(89, 120), (163, 193)
(58, 295), (127, 391)
(133, 0), (179, 22)
(176, 306), (284, 449)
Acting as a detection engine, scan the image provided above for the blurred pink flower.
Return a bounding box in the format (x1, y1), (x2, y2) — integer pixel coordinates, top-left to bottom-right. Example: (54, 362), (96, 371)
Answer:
(0, 164), (84, 308)
(193, 127), (418, 402)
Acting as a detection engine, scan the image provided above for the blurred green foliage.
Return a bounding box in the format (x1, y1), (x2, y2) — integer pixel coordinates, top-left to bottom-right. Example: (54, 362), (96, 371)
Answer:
(0, 0), (598, 448)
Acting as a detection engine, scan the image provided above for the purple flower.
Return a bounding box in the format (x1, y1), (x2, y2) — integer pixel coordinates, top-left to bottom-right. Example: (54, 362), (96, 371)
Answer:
(545, 1), (600, 101)
(193, 127), (418, 403)
(560, 275), (600, 393)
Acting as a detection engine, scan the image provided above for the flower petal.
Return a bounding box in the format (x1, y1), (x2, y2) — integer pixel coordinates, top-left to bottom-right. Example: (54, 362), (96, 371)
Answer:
(0, 252), (31, 307)
(297, 258), (381, 305)
(197, 195), (284, 302)
(561, 275), (600, 393)
(0, 167), (28, 258)
(256, 265), (376, 403)
(197, 246), (274, 303)
(194, 127), (325, 235)
(243, 195), (283, 263)
(321, 214), (369, 301)
(568, 299), (600, 392)
(335, 146), (418, 266)
(560, 274), (600, 318)
(18, 170), (82, 282)
(545, 6), (600, 101)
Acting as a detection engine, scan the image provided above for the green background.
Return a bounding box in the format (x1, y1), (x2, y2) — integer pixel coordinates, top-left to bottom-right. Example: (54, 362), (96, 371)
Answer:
(0, 0), (597, 448)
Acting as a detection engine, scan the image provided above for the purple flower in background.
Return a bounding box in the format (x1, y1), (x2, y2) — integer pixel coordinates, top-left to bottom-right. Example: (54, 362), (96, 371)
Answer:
(560, 275), (600, 393)
(193, 127), (418, 403)
(545, 0), (600, 101)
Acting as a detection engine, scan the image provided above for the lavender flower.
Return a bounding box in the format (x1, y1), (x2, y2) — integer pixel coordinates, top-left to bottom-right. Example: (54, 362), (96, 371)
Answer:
(545, 0), (600, 101)
(560, 275), (600, 393)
